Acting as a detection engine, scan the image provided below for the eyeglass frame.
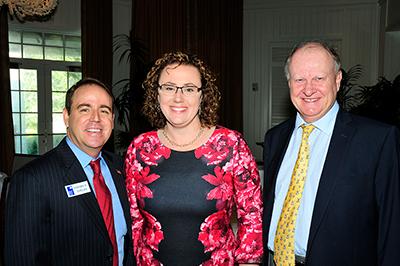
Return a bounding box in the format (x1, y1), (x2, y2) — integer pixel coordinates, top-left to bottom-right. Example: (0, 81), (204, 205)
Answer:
(158, 84), (203, 97)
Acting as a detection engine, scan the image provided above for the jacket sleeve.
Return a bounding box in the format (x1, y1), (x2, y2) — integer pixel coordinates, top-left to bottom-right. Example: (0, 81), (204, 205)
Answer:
(376, 126), (400, 265)
(4, 168), (52, 266)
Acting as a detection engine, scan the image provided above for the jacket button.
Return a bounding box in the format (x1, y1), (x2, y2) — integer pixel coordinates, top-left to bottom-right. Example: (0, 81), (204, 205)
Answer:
(107, 255), (113, 261)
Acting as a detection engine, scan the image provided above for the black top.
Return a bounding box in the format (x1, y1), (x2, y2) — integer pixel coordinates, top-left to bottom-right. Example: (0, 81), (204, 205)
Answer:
(145, 150), (216, 265)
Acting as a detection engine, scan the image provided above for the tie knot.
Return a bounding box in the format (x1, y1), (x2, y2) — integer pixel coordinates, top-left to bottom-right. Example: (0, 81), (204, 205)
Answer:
(301, 124), (315, 137)
(89, 158), (101, 175)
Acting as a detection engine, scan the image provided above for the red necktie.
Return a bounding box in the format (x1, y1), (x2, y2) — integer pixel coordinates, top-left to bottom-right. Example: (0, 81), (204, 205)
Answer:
(90, 158), (119, 266)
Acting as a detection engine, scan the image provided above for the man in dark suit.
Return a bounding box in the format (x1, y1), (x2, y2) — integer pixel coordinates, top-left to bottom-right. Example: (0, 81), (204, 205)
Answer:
(263, 39), (400, 266)
(4, 78), (135, 266)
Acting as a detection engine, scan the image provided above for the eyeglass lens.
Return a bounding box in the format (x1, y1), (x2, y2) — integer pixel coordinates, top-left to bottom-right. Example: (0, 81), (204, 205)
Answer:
(160, 85), (200, 97)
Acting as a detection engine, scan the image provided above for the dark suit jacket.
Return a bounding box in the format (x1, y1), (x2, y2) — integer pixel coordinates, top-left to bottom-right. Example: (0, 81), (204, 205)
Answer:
(4, 138), (135, 266)
(263, 107), (400, 265)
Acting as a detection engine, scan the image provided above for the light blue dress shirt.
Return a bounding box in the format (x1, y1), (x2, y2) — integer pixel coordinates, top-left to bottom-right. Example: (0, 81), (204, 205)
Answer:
(66, 137), (127, 266)
(268, 101), (339, 256)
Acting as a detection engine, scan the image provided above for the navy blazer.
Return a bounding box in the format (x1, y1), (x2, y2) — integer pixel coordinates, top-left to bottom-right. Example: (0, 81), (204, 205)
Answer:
(4, 138), (135, 266)
(263, 107), (400, 265)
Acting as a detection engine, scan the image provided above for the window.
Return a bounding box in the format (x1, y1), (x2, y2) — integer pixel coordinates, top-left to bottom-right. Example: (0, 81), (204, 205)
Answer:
(270, 46), (297, 128)
(9, 29), (81, 62)
(9, 28), (82, 155)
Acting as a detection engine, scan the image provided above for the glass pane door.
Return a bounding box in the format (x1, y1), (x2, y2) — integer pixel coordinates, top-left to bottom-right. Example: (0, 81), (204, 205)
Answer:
(10, 67), (40, 155)
(10, 63), (81, 155)
(47, 67), (82, 149)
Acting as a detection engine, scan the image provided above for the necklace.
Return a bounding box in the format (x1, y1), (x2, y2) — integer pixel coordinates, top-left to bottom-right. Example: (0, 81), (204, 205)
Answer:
(162, 126), (204, 148)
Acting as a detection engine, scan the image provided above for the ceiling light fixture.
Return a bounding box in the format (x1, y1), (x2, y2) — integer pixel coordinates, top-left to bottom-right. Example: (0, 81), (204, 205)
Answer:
(0, 0), (58, 19)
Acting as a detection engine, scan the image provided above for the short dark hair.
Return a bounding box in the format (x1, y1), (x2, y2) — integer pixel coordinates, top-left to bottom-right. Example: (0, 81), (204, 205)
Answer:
(65, 77), (114, 114)
(142, 51), (221, 128)
(284, 39), (341, 80)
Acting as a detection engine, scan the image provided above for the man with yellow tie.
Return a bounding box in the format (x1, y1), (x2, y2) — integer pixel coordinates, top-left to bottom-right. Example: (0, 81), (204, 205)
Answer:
(263, 39), (400, 266)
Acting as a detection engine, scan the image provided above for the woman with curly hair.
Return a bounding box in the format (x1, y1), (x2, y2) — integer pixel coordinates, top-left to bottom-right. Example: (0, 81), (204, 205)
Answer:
(124, 51), (263, 265)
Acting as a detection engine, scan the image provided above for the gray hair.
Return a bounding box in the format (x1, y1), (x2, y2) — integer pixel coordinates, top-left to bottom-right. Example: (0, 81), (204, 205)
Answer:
(284, 39), (341, 80)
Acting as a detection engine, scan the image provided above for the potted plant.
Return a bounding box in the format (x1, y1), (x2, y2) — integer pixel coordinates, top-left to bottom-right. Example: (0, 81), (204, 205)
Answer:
(337, 64), (363, 111)
(350, 74), (400, 128)
(337, 64), (400, 129)
(113, 30), (152, 152)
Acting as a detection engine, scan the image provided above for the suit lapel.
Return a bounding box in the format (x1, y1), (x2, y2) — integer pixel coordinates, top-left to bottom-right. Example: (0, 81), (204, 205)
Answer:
(306, 108), (355, 252)
(264, 118), (295, 232)
(57, 139), (110, 242)
(269, 125), (294, 190)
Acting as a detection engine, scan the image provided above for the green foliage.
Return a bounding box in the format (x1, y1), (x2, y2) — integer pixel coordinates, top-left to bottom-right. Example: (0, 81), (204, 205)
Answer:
(23, 114), (38, 134)
(52, 71), (68, 91)
(22, 92), (38, 113)
(69, 72), (82, 87)
(338, 65), (400, 129)
(21, 69), (37, 91)
(351, 74), (400, 128)
(113, 29), (153, 151)
(337, 64), (363, 111)
(28, 138), (38, 155)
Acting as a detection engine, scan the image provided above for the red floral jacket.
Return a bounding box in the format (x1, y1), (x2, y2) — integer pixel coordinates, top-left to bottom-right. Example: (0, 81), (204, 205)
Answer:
(125, 126), (263, 265)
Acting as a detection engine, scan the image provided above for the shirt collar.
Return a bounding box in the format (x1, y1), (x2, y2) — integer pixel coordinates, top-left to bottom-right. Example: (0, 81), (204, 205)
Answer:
(295, 101), (339, 135)
(66, 136), (103, 168)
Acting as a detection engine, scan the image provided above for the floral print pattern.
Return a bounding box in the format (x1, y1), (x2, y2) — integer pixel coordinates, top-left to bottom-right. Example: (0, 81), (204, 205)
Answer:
(125, 126), (263, 265)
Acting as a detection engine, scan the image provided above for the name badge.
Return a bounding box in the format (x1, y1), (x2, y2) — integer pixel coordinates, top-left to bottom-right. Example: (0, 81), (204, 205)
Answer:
(65, 181), (91, 198)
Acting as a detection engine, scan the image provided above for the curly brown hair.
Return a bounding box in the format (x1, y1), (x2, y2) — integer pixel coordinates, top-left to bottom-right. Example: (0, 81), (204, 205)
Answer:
(142, 51), (221, 129)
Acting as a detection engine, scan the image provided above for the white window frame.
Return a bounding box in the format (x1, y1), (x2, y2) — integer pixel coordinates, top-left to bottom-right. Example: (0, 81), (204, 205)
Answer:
(9, 26), (82, 155)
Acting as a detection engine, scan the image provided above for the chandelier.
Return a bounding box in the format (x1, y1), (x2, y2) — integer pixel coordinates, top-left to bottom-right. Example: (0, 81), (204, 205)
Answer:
(0, 0), (58, 19)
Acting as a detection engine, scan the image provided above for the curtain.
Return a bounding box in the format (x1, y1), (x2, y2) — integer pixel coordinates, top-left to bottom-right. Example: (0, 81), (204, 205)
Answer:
(81, 0), (114, 152)
(195, 0), (243, 133)
(0, 5), (13, 265)
(131, 0), (243, 133)
(0, 6), (15, 177)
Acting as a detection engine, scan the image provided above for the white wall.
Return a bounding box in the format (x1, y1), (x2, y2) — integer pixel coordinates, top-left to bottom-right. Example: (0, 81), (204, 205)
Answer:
(243, 0), (380, 161)
(384, 31), (400, 80)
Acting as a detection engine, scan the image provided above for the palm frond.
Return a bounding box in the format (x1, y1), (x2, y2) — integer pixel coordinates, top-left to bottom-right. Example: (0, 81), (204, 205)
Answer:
(112, 28), (152, 151)
(337, 64), (363, 111)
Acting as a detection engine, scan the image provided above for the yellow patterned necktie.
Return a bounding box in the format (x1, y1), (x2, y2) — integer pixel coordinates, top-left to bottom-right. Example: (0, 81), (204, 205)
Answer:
(274, 124), (315, 266)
